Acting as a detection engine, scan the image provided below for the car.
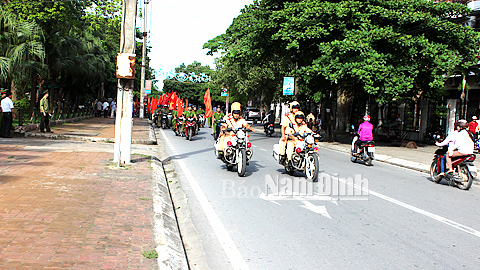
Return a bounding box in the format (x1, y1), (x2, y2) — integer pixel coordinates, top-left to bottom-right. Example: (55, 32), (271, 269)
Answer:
(244, 107), (261, 124)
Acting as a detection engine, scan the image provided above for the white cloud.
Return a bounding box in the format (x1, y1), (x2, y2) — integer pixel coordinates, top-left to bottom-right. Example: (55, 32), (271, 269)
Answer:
(146, 0), (253, 79)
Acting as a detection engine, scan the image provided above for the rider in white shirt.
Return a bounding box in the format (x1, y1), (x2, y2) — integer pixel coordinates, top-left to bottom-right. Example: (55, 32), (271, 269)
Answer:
(436, 119), (474, 174)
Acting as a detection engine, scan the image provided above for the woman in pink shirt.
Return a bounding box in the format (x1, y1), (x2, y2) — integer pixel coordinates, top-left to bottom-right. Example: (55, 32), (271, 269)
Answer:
(354, 115), (374, 153)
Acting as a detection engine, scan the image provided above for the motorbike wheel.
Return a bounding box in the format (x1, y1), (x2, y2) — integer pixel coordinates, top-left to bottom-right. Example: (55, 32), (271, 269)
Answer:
(237, 148), (247, 177)
(364, 152), (372, 166)
(285, 165), (295, 176)
(305, 153), (319, 182)
(456, 166), (473, 190)
(187, 128), (192, 141)
(350, 151), (357, 163)
(429, 162), (442, 183)
(162, 122), (166, 129)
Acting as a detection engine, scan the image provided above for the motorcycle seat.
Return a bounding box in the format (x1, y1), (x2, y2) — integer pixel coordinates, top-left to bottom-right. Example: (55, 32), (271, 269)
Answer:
(451, 154), (476, 161)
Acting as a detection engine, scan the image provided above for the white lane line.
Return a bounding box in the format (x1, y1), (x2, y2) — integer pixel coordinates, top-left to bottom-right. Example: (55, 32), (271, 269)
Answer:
(340, 178), (480, 238)
(159, 129), (250, 270)
(259, 148), (267, 152)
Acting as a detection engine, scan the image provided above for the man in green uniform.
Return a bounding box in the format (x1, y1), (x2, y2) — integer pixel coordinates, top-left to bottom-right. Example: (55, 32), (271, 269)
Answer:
(212, 108), (225, 137)
(40, 91), (52, 133)
(171, 108), (178, 131)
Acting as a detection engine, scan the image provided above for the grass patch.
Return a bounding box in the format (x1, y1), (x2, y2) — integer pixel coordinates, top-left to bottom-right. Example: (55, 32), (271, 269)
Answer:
(142, 249), (158, 259)
(139, 197), (151, 201)
(8, 156), (14, 159)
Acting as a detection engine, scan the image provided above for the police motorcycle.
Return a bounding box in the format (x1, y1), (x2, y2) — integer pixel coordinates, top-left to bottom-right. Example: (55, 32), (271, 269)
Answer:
(215, 123), (254, 177)
(183, 116), (197, 141)
(273, 130), (320, 181)
(350, 135), (375, 166)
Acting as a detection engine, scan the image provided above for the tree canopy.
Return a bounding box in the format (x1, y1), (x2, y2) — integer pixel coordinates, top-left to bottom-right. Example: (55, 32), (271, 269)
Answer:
(204, 0), (480, 104)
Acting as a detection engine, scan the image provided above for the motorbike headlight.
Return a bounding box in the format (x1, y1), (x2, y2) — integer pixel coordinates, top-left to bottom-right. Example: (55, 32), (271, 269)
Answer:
(295, 141), (305, 151)
(237, 130), (245, 139)
(306, 135), (314, 144)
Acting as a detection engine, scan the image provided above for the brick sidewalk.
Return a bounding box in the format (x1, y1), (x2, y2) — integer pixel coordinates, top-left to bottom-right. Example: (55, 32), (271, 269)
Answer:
(0, 144), (156, 269)
(27, 118), (151, 141)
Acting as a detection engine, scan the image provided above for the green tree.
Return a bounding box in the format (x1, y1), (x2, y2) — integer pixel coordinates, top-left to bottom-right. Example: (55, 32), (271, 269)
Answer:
(0, 6), (45, 101)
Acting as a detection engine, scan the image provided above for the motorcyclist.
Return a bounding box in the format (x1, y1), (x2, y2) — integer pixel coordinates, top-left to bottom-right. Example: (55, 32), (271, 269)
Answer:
(436, 119), (474, 174)
(216, 102), (255, 158)
(263, 110), (275, 132)
(171, 106), (178, 131)
(153, 105), (162, 126)
(182, 105), (197, 131)
(284, 112), (313, 164)
(279, 101), (301, 164)
(353, 115), (374, 155)
(212, 108), (225, 137)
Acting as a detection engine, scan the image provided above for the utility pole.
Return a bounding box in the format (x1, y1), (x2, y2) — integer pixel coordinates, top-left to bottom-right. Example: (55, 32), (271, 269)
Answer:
(139, 0), (149, 119)
(114, 0), (137, 164)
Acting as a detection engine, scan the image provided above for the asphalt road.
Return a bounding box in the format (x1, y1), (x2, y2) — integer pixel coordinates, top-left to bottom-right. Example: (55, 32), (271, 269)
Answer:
(158, 124), (480, 270)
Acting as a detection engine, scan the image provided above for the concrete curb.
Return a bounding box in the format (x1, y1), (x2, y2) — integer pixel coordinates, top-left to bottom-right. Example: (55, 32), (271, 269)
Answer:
(316, 142), (430, 173)
(151, 159), (189, 270)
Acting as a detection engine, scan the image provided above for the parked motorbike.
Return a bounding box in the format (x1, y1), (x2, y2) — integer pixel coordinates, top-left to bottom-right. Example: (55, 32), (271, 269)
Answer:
(215, 127), (253, 177)
(430, 146), (477, 190)
(350, 135), (375, 166)
(474, 137), (480, 153)
(184, 117), (196, 141)
(273, 132), (320, 181)
(264, 122), (275, 136)
(426, 130), (445, 145)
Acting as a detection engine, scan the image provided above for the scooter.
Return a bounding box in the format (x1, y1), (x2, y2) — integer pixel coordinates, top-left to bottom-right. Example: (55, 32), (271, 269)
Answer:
(430, 146), (477, 190)
(161, 113), (168, 129)
(264, 122), (274, 136)
(174, 117), (184, 136)
(184, 117), (196, 141)
(351, 135), (375, 166)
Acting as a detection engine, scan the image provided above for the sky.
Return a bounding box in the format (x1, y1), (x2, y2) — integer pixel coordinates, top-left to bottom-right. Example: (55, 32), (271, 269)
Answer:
(144, 0), (254, 90)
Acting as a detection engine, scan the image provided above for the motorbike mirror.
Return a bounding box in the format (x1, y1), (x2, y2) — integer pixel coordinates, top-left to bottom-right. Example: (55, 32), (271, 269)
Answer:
(289, 123), (293, 129)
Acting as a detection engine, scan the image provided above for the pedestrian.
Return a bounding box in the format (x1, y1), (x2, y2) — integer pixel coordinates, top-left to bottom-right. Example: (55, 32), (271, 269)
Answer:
(96, 100), (102, 117)
(39, 91), (53, 133)
(1, 90), (15, 138)
(110, 99), (116, 118)
(102, 99), (109, 118)
(468, 116), (478, 134)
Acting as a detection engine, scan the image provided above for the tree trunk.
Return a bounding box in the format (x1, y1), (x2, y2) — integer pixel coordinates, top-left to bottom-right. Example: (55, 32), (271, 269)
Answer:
(11, 80), (19, 100)
(335, 87), (353, 133)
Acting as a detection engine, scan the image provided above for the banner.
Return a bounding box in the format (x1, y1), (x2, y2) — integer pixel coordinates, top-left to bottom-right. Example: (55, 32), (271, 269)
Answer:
(283, 77), (294, 96)
(204, 88), (213, 118)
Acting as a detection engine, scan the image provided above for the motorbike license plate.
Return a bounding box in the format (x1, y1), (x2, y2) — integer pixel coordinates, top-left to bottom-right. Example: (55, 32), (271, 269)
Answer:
(467, 164), (477, 172)
(368, 147), (375, 153)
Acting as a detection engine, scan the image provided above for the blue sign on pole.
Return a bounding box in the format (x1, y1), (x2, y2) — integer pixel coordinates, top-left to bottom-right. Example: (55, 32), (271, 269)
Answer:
(283, 77), (294, 96)
(221, 88), (228, 97)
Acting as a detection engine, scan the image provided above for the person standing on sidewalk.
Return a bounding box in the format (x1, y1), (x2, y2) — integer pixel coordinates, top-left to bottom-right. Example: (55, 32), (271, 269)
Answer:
(1, 91), (15, 138)
(110, 99), (116, 118)
(40, 91), (52, 133)
(102, 99), (109, 118)
(96, 100), (102, 117)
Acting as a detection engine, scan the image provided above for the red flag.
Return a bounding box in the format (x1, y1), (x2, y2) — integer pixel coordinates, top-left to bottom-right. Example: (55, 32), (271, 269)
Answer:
(161, 94), (167, 105)
(203, 88), (213, 118)
(169, 92), (177, 110)
(177, 98), (184, 117)
(186, 97), (188, 108)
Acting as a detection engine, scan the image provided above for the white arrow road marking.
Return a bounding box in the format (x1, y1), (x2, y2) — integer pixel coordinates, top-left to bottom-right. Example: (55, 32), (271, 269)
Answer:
(160, 129), (250, 270)
(258, 193), (282, 206)
(300, 200), (332, 219)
